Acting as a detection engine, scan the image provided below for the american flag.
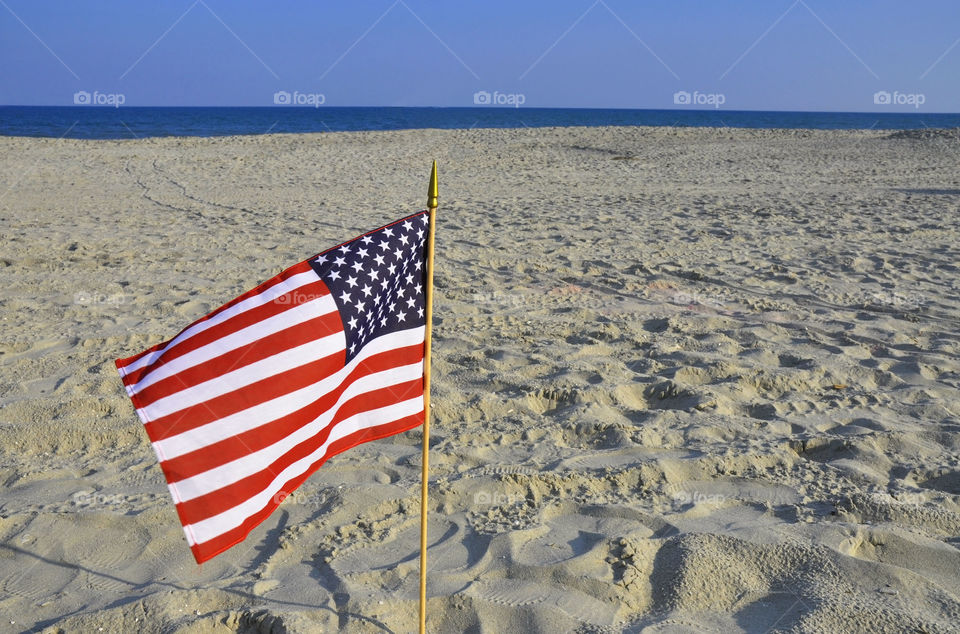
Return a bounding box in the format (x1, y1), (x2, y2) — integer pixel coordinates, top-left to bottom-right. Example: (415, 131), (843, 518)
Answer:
(116, 211), (430, 563)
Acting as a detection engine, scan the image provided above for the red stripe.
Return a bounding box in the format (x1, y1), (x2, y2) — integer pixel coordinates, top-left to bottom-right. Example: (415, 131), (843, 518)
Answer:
(187, 410), (425, 564)
(116, 261), (317, 370)
(141, 341), (423, 442)
(142, 346), (345, 441)
(173, 378), (424, 527)
(158, 345), (425, 480)
(121, 280), (329, 387)
(131, 310), (342, 407)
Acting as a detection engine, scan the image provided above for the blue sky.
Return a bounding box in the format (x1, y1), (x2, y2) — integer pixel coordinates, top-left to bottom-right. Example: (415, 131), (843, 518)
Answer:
(1, 0), (958, 112)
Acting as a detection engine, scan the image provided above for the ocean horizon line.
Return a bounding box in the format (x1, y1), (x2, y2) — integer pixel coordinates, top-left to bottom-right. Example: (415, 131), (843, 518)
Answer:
(2, 105), (958, 140)
(4, 104), (960, 115)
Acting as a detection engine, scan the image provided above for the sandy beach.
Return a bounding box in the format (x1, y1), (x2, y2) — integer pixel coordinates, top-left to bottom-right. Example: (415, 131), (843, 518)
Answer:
(1, 125), (959, 632)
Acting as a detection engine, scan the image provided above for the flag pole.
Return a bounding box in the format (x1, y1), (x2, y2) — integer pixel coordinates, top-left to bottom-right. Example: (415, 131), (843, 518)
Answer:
(419, 159), (438, 634)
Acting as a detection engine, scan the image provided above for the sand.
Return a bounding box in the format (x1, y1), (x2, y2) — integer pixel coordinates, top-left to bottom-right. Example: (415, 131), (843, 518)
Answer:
(0, 125), (958, 633)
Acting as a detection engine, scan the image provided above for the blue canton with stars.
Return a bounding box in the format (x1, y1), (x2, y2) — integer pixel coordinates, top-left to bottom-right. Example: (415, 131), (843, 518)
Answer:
(309, 211), (429, 363)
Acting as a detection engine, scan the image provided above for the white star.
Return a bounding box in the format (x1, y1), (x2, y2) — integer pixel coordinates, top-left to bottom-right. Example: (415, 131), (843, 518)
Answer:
(396, 287), (405, 298)
(383, 227), (394, 237)
(349, 342), (356, 353)
(334, 256), (346, 267)
(373, 253), (385, 266)
(414, 260), (422, 270)
(380, 279), (389, 290)
(414, 283), (423, 294)
(368, 268), (379, 281)
(405, 273), (414, 284)
(346, 275), (358, 288)
(361, 284), (372, 297)
(418, 307), (424, 318)
(420, 214), (428, 224)
(397, 311), (406, 322)
(361, 235), (373, 244)
(348, 316), (358, 329)
(399, 234), (409, 245)
(389, 301), (396, 312)
(357, 302), (366, 314)
(357, 247), (369, 258)
(417, 228), (424, 240)
(381, 316), (388, 327)
(340, 245), (351, 254)
(406, 296), (416, 309)
(379, 240), (390, 250)
(339, 290), (351, 303)
(328, 269), (341, 281)
(351, 260), (364, 272)
(374, 294), (382, 305)
(394, 248), (403, 259)
(315, 254), (328, 265)
(403, 220), (412, 231)
(388, 263), (397, 275)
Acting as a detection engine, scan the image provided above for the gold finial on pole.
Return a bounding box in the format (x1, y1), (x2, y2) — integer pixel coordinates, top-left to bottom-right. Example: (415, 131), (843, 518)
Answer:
(427, 159), (438, 210)
(419, 160), (438, 634)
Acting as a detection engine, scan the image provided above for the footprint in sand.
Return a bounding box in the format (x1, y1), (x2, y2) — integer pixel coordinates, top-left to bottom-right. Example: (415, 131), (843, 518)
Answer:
(561, 447), (690, 471)
(331, 516), (470, 577)
(515, 510), (652, 567)
(465, 578), (620, 627)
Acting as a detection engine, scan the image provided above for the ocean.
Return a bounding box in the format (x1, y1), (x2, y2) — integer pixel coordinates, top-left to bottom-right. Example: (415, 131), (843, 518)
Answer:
(1, 106), (958, 139)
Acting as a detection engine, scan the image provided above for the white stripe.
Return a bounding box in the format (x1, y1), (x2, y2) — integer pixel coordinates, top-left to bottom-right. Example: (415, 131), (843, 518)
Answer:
(153, 327), (426, 460)
(118, 270), (319, 377)
(128, 295), (337, 395)
(184, 395), (424, 546)
(139, 332), (345, 422)
(168, 347), (423, 499)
